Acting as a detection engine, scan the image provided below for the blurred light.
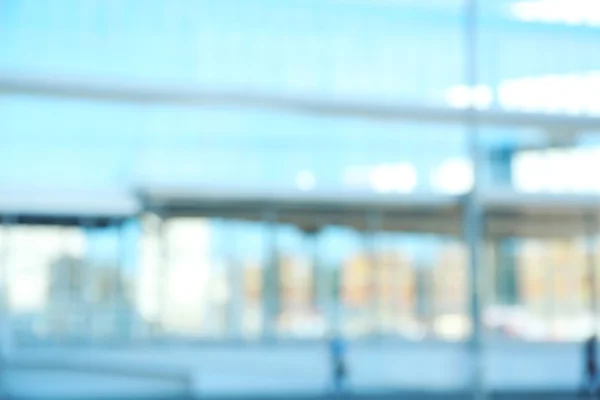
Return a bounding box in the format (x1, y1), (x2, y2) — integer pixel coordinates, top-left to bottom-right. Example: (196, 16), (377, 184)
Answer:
(431, 158), (473, 194)
(295, 170), (316, 191)
(162, 219), (211, 333)
(563, 75), (584, 115)
(588, 148), (600, 192)
(370, 163), (417, 194)
(584, 72), (600, 115)
(540, 75), (563, 113)
(513, 151), (545, 193)
(497, 80), (519, 111)
(446, 85), (472, 109)
(493, 72), (600, 114)
(511, 1), (538, 21)
(514, 146), (600, 194)
(545, 150), (571, 193)
(344, 163), (417, 193)
(511, 0), (600, 26)
(518, 79), (540, 112)
(445, 85), (492, 109)
(567, 149), (597, 192)
(472, 85), (494, 110)
(434, 314), (470, 341)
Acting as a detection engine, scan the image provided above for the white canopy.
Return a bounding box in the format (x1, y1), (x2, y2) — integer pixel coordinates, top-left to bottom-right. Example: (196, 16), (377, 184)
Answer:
(0, 188), (139, 221)
(140, 186), (600, 238)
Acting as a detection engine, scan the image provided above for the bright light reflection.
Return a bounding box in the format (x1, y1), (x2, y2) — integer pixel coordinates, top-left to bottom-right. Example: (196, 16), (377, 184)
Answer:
(446, 71), (600, 115)
(511, 0), (600, 27)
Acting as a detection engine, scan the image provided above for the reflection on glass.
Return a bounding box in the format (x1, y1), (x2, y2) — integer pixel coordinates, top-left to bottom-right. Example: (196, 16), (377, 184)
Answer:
(6, 225), (85, 342)
(431, 240), (470, 341)
(319, 225), (364, 338)
(372, 233), (419, 338)
(139, 216), (274, 340)
(486, 236), (598, 342)
(226, 220), (268, 339)
(275, 224), (318, 338)
(153, 217), (229, 338)
(1, 221), (137, 344)
(5, 214), (598, 345)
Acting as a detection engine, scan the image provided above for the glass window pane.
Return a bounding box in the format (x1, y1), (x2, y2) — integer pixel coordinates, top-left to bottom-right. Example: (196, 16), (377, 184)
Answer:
(319, 224), (365, 338)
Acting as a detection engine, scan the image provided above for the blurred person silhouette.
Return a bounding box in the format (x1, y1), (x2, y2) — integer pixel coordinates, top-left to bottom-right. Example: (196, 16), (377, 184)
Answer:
(582, 334), (599, 398)
(329, 335), (348, 395)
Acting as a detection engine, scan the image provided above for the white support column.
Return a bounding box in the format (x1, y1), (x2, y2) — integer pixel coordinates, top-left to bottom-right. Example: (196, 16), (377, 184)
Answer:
(128, 217), (145, 342)
(331, 235), (343, 338)
(464, 0), (487, 398)
(553, 242), (562, 339)
(80, 218), (95, 344)
(0, 216), (11, 399)
(365, 210), (383, 335)
(585, 214), (599, 338)
(263, 209), (280, 339)
(310, 230), (328, 332)
(464, 189), (486, 400)
(227, 223), (244, 339)
(115, 218), (130, 343)
(0, 216), (13, 361)
(306, 226), (333, 337)
(156, 213), (169, 338)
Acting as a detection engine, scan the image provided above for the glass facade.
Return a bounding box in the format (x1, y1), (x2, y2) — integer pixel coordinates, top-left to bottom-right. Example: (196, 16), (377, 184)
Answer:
(1, 0), (600, 346)
(0, 220), (138, 344)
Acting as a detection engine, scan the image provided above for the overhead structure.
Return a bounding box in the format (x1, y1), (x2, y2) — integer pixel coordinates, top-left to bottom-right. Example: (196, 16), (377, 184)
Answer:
(0, 189), (139, 225)
(140, 186), (600, 238)
(2, 72), (600, 135)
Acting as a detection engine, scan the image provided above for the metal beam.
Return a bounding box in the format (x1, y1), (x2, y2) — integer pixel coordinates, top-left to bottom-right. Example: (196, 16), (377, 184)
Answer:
(464, 0), (487, 398)
(2, 72), (600, 132)
(140, 187), (600, 238)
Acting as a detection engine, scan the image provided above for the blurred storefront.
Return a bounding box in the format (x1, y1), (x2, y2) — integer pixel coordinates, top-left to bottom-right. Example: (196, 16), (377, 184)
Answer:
(1, 0), (600, 346)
